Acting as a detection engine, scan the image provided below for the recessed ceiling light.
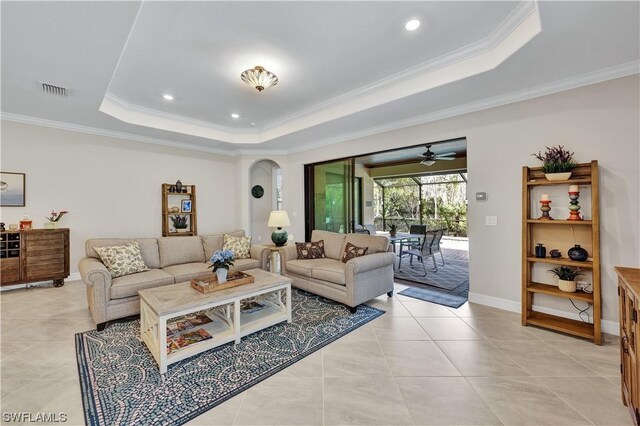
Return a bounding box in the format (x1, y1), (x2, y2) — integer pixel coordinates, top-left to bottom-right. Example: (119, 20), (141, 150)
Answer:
(231, 113), (240, 119)
(163, 94), (174, 100)
(250, 122), (256, 126)
(405, 19), (421, 31)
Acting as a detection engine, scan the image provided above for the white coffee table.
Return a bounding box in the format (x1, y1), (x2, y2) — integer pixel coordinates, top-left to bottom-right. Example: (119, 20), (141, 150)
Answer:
(139, 268), (292, 373)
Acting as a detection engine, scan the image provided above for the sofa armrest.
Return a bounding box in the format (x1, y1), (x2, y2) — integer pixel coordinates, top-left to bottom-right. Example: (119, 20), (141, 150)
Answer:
(277, 245), (298, 274)
(250, 244), (269, 270)
(78, 257), (112, 327)
(78, 257), (112, 287)
(346, 252), (396, 274)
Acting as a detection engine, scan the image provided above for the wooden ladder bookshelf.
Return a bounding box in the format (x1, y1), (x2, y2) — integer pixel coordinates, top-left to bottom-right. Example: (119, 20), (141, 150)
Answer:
(162, 183), (197, 237)
(522, 160), (601, 344)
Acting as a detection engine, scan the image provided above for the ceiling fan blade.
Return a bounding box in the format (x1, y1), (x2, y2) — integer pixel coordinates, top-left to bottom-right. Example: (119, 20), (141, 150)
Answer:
(434, 156), (455, 160)
(437, 152), (457, 157)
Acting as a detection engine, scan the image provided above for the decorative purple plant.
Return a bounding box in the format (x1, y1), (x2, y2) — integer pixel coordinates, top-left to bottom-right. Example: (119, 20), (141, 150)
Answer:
(532, 145), (577, 173)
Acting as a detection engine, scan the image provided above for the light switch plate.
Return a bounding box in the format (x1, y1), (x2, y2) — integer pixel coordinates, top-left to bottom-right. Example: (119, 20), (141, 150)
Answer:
(485, 216), (498, 226)
(476, 192), (487, 201)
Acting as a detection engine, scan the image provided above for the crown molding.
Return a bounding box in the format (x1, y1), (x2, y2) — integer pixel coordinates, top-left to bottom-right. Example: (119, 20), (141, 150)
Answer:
(3, 61), (636, 158)
(0, 112), (237, 157)
(99, 94), (261, 144)
(264, 1), (538, 131)
(286, 61), (640, 154)
(99, 1), (540, 144)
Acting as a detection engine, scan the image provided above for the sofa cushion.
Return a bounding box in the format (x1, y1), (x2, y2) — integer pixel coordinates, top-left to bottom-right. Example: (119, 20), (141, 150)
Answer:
(162, 262), (211, 283)
(343, 234), (390, 255)
(285, 258), (334, 278)
(223, 234), (252, 259)
(341, 242), (369, 263)
(111, 269), (174, 299)
(202, 230), (245, 258)
(232, 258), (261, 271)
(158, 236), (205, 268)
(86, 238), (160, 269)
(311, 230), (346, 260)
(311, 260), (346, 285)
(296, 241), (326, 259)
(93, 242), (149, 278)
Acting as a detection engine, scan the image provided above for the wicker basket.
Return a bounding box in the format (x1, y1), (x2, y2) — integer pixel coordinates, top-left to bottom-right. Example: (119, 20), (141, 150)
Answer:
(558, 279), (577, 293)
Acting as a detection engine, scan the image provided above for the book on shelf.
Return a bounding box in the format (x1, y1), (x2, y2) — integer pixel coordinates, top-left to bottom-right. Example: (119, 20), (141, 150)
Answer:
(166, 312), (213, 336)
(240, 300), (267, 314)
(166, 328), (212, 354)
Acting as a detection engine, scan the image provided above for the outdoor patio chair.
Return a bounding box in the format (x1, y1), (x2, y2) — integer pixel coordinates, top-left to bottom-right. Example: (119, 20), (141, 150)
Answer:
(398, 230), (439, 276)
(432, 228), (446, 266)
(409, 224), (427, 235)
(364, 224), (377, 235)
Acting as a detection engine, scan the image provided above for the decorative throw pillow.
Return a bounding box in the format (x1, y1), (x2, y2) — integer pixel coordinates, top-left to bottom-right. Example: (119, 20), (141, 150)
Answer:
(296, 240), (326, 260)
(223, 235), (251, 259)
(342, 242), (368, 263)
(93, 241), (149, 278)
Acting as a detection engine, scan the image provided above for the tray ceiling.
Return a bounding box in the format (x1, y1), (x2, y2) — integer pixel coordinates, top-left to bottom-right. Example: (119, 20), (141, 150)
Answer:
(1, 1), (638, 154)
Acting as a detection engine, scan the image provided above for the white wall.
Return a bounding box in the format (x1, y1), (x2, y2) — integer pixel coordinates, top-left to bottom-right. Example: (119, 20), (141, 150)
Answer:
(239, 75), (639, 325)
(249, 159), (279, 244)
(0, 121), (238, 274)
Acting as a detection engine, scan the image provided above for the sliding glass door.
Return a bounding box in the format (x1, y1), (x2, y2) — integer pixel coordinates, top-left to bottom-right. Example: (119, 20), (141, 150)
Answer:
(304, 159), (354, 240)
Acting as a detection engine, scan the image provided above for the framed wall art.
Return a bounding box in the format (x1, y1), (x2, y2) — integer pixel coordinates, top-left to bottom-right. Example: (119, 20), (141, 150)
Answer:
(0, 172), (25, 207)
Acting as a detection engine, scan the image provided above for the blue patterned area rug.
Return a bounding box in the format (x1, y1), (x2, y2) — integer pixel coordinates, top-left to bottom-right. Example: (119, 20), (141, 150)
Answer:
(75, 289), (383, 426)
(399, 283), (468, 308)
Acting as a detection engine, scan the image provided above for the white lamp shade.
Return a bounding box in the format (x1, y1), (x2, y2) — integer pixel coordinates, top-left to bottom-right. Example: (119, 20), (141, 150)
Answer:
(268, 210), (291, 228)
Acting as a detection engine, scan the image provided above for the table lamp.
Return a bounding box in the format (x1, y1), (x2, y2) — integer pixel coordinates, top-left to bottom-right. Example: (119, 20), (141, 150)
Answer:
(268, 210), (291, 247)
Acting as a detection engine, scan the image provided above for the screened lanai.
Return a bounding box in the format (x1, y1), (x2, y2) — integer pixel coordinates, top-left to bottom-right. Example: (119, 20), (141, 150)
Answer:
(373, 172), (468, 237)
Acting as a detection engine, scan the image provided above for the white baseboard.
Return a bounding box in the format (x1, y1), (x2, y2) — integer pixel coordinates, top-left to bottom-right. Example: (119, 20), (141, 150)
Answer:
(0, 272), (82, 292)
(468, 292), (620, 336)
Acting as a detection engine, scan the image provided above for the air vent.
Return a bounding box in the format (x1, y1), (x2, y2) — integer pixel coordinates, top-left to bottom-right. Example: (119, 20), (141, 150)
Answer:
(41, 82), (67, 96)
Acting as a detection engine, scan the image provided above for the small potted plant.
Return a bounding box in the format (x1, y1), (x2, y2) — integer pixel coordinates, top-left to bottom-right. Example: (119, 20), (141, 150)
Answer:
(44, 210), (68, 229)
(208, 249), (235, 283)
(388, 224), (398, 237)
(549, 265), (583, 293)
(170, 215), (189, 233)
(532, 145), (578, 181)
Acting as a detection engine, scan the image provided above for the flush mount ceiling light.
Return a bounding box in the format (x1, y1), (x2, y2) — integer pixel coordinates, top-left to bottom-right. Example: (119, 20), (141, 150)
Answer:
(230, 113), (240, 119)
(240, 66), (278, 92)
(405, 19), (421, 31)
(163, 94), (174, 100)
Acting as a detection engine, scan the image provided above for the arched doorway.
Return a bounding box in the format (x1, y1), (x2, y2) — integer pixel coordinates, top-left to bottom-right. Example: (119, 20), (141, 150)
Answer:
(249, 159), (282, 244)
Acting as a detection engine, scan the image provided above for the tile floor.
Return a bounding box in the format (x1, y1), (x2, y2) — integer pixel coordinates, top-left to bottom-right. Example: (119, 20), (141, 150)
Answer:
(0, 280), (631, 426)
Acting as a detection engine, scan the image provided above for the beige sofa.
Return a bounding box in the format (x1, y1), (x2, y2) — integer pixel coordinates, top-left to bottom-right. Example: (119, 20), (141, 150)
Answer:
(78, 230), (267, 330)
(279, 230), (396, 311)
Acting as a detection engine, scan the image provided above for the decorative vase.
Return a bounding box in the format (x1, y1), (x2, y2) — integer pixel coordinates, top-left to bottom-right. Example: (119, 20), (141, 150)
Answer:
(558, 279), (577, 293)
(545, 172), (572, 181)
(44, 221), (57, 230)
(389, 229), (397, 237)
(549, 249), (562, 258)
(216, 268), (228, 284)
(271, 227), (288, 247)
(568, 244), (588, 262)
(535, 243), (546, 258)
(176, 228), (188, 233)
(175, 180), (183, 193)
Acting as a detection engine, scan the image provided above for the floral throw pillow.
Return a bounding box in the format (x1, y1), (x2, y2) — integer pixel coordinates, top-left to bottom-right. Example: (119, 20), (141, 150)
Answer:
(223, 235), (251, 259)
(296, 240), (326, 260)
(93, 241), (149, 278)
(342, 242), (369, 263)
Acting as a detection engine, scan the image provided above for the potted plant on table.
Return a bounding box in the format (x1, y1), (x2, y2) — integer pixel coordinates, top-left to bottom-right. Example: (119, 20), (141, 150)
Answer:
(208, 250), (235, 283)
(549, 265), (583, 293)
(170, 215), (189, 233)
(44, 210), (68, 229)
(532, 145), (578, 181)
(388, 224), (398, 238)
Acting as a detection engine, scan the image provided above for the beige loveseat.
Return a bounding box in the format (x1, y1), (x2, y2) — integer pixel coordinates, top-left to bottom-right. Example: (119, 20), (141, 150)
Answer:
(78, 230), (267, 330)
(279, 230), (396, 311)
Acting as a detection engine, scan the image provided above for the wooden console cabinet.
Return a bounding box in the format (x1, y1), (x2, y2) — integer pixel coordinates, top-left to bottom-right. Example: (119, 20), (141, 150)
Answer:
(616, 266), (640, 426)
(0, 229), (70, 287)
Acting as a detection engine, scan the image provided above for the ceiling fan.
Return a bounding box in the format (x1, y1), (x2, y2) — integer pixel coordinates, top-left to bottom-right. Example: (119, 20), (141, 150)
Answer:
(418, 145), (456, 166)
